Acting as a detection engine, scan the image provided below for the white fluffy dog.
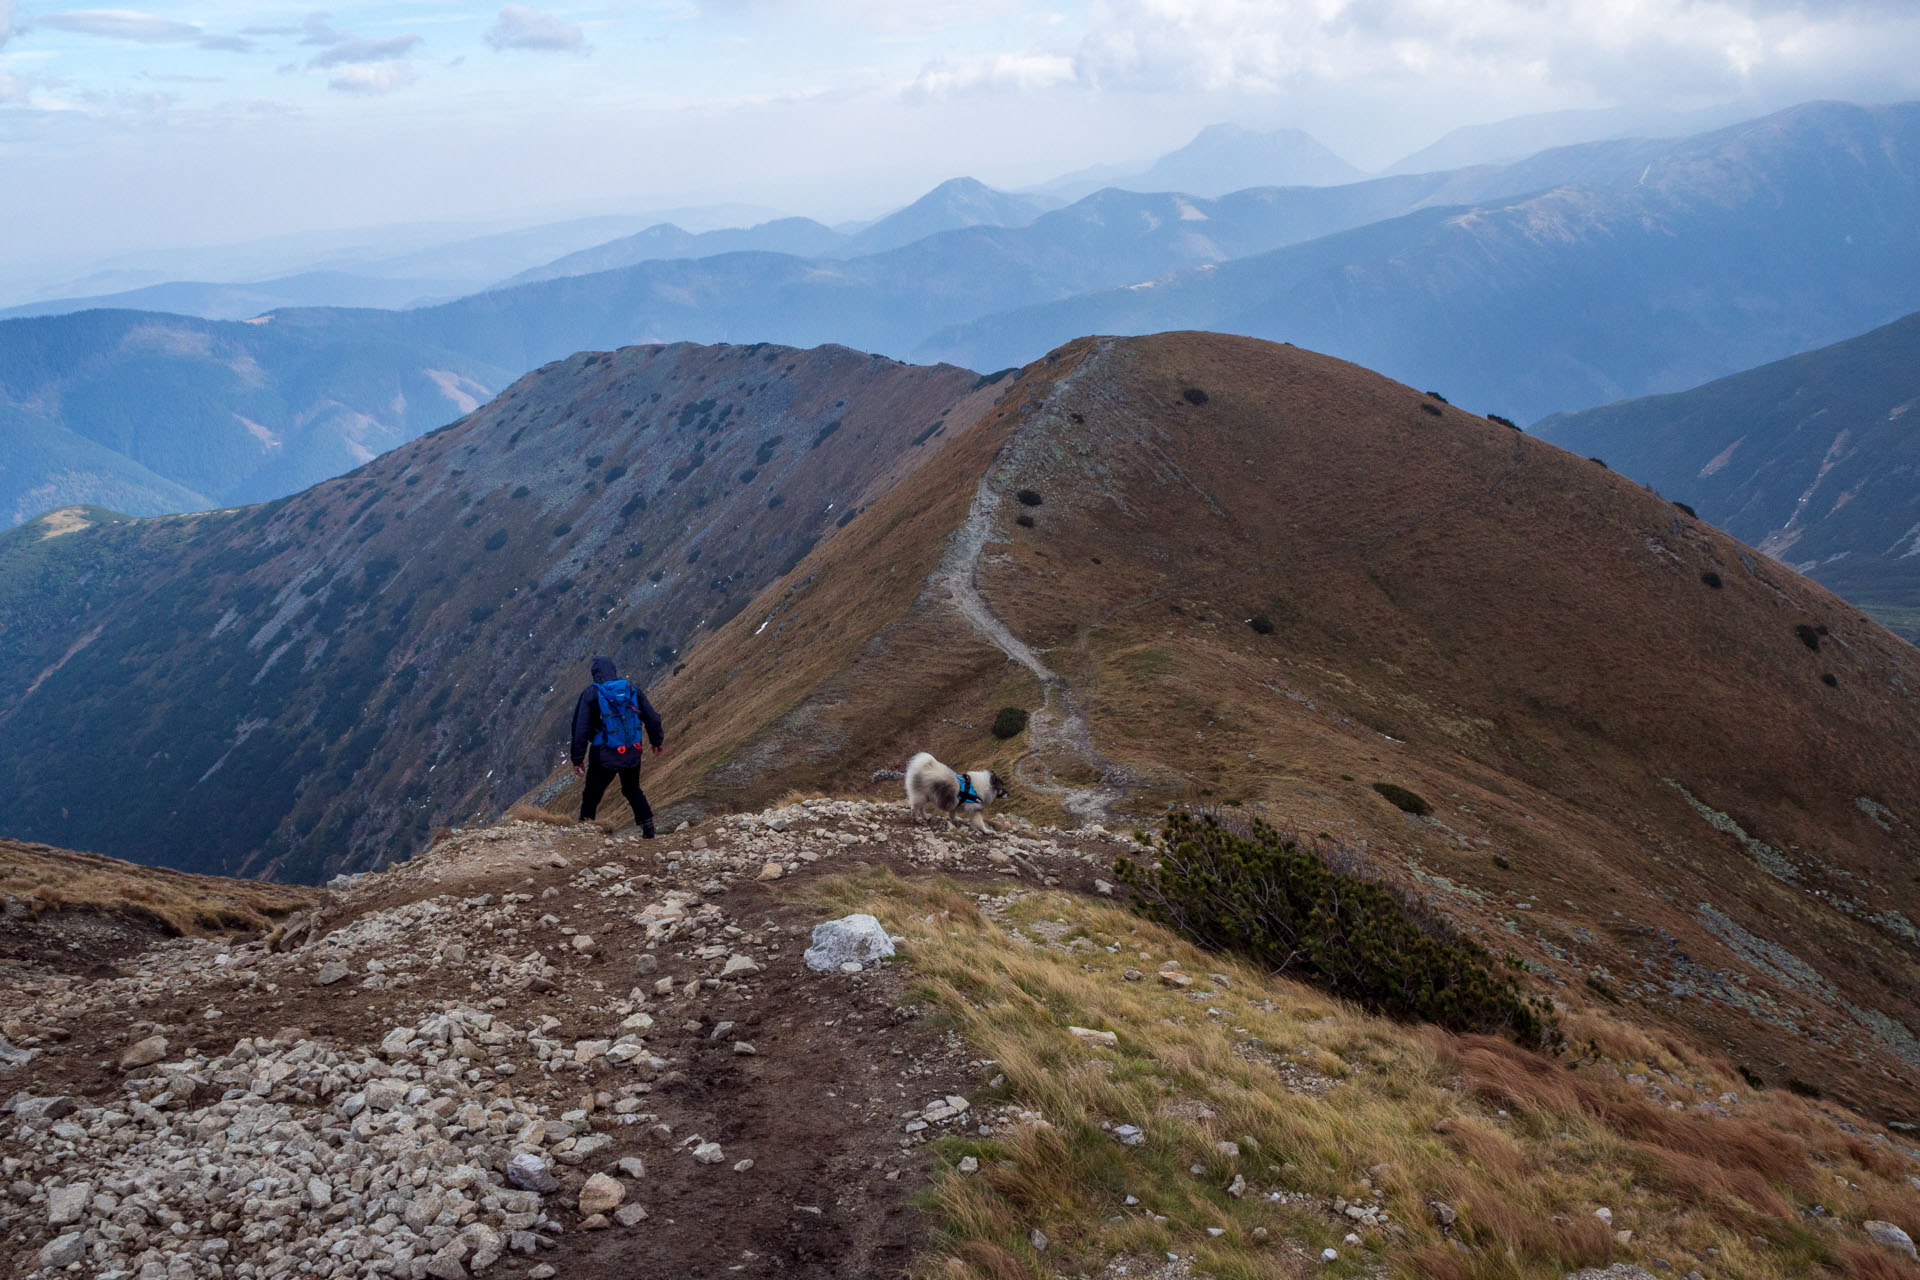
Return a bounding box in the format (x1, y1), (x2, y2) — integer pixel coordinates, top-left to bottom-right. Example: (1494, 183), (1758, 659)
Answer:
(904, 751), (1008, 833)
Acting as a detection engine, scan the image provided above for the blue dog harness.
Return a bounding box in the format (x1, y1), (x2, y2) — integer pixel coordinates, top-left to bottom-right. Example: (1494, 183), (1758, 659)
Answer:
(955, 772), (982, 807)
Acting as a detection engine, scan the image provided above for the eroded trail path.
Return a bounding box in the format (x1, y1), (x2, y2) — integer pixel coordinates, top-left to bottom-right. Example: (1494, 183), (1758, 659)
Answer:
(932, 350), (1130, 825)
(0, 805), (1131, 1280)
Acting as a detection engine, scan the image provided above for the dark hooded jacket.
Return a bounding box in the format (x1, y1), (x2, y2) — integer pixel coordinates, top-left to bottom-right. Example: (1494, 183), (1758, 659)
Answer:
(571, 655), (664, 769)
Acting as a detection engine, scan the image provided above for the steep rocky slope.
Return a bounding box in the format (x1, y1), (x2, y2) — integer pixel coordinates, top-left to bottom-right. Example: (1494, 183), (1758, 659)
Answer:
(0, 342), (993, 883)
(1535, 309), (1920, 640)
(588, 331), (1920, 1124)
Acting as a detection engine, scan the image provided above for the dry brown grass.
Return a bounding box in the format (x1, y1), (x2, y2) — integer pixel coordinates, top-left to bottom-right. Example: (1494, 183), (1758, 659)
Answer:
(0, 838), (319, 937)
(813, 870), (1920, 1280)
(504, 802), (576, 826)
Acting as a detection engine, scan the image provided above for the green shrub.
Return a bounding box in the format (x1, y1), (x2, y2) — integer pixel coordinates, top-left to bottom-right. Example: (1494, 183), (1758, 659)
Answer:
(1247, 615), (1275, 635)
(1015, 489), (1043, 506)
(1701, 571), (1723, 589)
(1182, 387), (1209, 405)
(1420, 403), (1443, 417)
(1487, 413), (1518, 429)
(1015, 514), (1035, 528)
(1672, 501), (1697, 518)
(1372, 782), (1431, 815)
(1425, 390), (1448, 404)
(1795, 623), (1823, 651)
(483, 529), (509, 552)
(990, 706), (1029, 739)
(1115, 812), (1553, 1044)
(1822, 672), (1838, 687)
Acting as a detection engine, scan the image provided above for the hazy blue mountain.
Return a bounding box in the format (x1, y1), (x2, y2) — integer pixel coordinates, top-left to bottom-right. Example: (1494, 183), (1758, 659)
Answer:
(922, 102), (1920, 426)
(1535, 309), (1920, 639)
(505, 179), (1055, 288)
(501, 218), (848, 288)
(1384, 102), (1762, 175)
(0, 272), (468, 324)
(1040, 124), (1367, 200)
(0, 404), (211, 526)
(0, 309), (509, 519)
(842, 177), (1057, 253)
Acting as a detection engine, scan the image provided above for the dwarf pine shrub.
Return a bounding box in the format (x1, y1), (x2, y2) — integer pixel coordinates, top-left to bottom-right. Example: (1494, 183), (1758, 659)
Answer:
(1371, 781), (1431, 815)
(991, 706), (1030, 739)
(1116, 812), (1553, 1045)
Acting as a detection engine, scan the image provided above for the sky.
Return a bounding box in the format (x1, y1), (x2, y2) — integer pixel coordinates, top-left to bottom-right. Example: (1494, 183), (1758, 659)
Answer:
(3, 0), (1919, 281)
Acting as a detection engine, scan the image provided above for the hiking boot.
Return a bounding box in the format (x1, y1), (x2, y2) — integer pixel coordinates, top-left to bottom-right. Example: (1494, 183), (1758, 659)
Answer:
(642, 822), (656, 839)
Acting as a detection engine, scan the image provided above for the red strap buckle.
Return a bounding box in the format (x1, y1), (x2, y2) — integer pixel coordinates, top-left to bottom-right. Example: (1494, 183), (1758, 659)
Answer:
(616, 745), (627, 753)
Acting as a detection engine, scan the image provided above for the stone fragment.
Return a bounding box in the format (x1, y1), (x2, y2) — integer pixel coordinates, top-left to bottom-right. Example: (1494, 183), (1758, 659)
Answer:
(46, 1182), (91, 1226)
(633, 953), (658, 974)
(39, 1233), (86, 1268)
(757, 862), (785, 881)
(1158, 971), (1193, 989)
(1068, 1026), (1118, 1047)
(118, 1035), (169, 1071)
(615, 1203), (649, 1227)
(733, 1158), (755, 1172)
(803, 914), (895, 971)
(1430, 1200), (1458, 1227)
(1112, 1124), (1144, 1145)
(1867, 1221), (1918, 1260)
(572, 934), (600, 955)
(314, 961), (349, 986)
(958, 1157), (979, 1174)
(692, 1141), (725, 1164)
(1227, 1174), (1247, 1198)
(578, 1172), (626, 1215)
(617, 1156), (646, 1178)
(1030, 1228), (1049, 1251)
(507, 1152), (560, 1193)
(721, 954), (760, 978)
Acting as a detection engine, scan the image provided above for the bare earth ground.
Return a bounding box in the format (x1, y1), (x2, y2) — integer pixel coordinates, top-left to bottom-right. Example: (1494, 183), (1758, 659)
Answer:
(0, 800), (1132, 1280)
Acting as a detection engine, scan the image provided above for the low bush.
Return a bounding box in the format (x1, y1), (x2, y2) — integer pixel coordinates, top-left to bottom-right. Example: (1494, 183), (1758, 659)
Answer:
(1673, 501), (1697, 518)
(1116, 812), (1552, 1043)
(1015, 488), (1043, 506)
(1372, 781), (1431, 815)
(990, 706), (1029, 739)
(1015, 514), (1035, 528)
(1425, 390), (1449, 404)
(1795, 623), (1823, 651)
(1487, 413), (1518, 429)
(1421, 402), (1443, 417)
(1248, 615), (1275, 635)
(1822, 672), (1838, 687)
(1701, 571), (1723, 589)
(1181, 387), (1209, 405)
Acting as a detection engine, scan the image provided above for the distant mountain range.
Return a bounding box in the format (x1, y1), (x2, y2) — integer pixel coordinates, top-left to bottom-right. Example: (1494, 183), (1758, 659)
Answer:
(927, 102), (1920, 424)
(1536, 309), (1920, 640)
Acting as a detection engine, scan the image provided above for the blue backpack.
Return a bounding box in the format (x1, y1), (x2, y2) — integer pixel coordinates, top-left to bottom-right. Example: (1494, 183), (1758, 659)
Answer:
(592, 679), (646, 757)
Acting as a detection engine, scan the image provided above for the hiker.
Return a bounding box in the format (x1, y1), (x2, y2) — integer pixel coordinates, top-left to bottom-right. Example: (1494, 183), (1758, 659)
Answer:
(570, 654), (664, 836)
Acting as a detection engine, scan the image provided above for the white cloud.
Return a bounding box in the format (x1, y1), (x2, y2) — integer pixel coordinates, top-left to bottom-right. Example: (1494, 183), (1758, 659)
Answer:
(25, 6), (254, 52)
(909, 51), (1076, 98)
(311, 34), (422, 68)
(0, 71), (27, 103)
(32, 9), (201, 43)
(484, 5), (585, 53)
(0, 0), (15, 50)
(327, 61), (414, 94)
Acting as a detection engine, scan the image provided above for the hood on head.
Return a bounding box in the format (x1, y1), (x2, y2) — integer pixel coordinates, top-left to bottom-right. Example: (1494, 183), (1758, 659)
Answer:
(591, 655), (617, 683)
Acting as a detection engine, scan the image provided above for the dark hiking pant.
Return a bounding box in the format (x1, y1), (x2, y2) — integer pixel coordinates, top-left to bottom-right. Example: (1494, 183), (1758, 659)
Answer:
(581, 761), (653, 826)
